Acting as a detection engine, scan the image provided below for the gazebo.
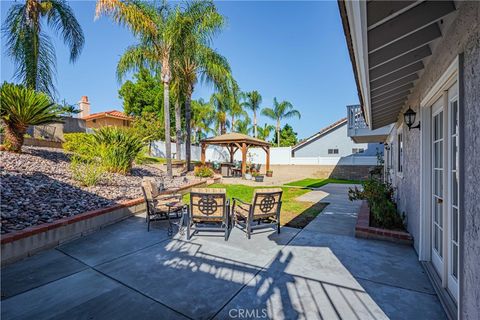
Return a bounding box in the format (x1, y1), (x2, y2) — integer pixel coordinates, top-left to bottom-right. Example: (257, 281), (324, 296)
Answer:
(200, 133), (270, 176)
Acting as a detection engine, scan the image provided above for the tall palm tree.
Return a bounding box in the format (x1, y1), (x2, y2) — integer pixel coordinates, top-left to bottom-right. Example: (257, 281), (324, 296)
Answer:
(242, 91), (262, 138)
(170, 80), (183, 160)
(257, 123), (275, 141)
(210, 92), (229, 135)
(3, 0), (85, 96)
(261, 97), (301, 147)
(96, 0), (178, 177)
(171, 0), (231, 171)
(0, 83), (62, 152)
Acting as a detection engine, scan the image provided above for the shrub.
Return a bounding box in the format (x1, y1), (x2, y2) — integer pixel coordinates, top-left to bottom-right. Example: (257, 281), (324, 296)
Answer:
(0, 82), (62, 152)
(93, 127), (144, 174)
(194, 165), (214, 178)
(63, 133), (96, 160)
(70, 156), (105, 187)
(349, 179), (403, 229)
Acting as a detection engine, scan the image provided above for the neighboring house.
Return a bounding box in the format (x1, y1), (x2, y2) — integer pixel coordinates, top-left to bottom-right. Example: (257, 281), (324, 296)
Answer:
(292, 117), (383, 158)
(78, 96), (133, 129)
(28, 117), (87, 142)
(339, 1), (479, 319)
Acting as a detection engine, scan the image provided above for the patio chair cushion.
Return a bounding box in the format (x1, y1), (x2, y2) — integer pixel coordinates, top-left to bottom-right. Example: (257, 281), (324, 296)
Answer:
(190, 188), (227, 221)
(141, 178), (165, 199)
(252, 188), (283, 218)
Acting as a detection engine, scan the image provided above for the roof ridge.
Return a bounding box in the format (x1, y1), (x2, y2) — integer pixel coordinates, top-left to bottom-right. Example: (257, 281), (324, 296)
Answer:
(292, 117), (347, 150)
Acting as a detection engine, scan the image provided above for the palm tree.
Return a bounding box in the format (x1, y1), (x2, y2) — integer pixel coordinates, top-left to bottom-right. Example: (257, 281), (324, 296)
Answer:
(97, 0), (178, 177)
(210, 92), (229, 135)
(171, 0), (231, 171)
(261, 97), (301, 147)
(257, 123), (275, 141)
(3, 0), (85, 96)
(191, 98), (215, 142)
(235, 116), (252, 135)
(0, 83), (62, 152)
(170, 81), (183, 160)
(242, 91), (262, 138)
(227, 83), (245, 132)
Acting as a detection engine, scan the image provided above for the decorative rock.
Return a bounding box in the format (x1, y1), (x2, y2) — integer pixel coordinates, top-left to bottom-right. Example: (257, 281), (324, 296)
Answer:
(1, 146), (199, 233)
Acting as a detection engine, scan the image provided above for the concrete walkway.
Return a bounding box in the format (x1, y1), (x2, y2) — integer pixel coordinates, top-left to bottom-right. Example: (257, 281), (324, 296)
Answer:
(1, 184), (445, 319)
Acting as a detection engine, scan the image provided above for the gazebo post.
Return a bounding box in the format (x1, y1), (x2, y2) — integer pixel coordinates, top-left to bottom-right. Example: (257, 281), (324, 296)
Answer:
(201, 142), (206, 164)
(266, 146), (270, 172)
(241, 142), (247, 176)
(229, 145), (234, 163)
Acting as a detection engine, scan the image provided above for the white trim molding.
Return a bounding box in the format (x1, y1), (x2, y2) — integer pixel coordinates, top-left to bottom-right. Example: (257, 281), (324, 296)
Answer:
(344, 0), (372, 128)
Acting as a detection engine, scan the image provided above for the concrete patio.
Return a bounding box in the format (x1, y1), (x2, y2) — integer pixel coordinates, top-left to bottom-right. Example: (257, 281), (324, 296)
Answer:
(1, 184), (445, 319)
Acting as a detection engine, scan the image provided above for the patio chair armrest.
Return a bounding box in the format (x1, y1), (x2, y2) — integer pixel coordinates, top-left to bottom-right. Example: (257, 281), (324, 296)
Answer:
(232, 197), (250, 206)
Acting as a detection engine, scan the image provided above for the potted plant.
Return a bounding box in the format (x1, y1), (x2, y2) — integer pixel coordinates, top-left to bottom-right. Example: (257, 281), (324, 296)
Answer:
(252, 172), (264, 182)
(244, 168), (252, 180)
(266, 169), (273, 177)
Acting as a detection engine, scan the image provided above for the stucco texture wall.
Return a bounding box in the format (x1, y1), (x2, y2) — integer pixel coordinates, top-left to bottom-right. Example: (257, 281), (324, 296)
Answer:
(461, 8), (480, 320)
(86, 117), (131, 129)
(293, 123), (383, 157)
(384, 2), (479, 317)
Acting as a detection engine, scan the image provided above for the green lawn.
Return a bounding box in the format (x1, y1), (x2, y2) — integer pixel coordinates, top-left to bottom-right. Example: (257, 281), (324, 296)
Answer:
(285, 178), (361, 189)
(184, 184), (328, 229)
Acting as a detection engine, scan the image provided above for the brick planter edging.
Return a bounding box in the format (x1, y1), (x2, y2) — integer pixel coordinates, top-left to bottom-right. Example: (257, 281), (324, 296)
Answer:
(355, 201), (413, 245)
(1, 177), (220, 245)
(1, 176), (221, 265)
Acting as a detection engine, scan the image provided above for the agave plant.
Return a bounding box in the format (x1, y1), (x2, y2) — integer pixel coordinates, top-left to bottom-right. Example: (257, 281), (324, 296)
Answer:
(0, 82), (62, 152)
(92, 126), (144, 174)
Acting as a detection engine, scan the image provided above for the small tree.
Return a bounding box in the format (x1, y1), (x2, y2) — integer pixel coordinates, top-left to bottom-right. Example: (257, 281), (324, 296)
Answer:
(272, 124), (298, 147)
(132, 112), (164, 155)
(0, 83), (62, 152)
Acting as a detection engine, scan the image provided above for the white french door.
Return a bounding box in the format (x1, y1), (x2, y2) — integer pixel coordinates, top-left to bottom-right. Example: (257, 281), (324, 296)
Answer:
(431, 98), (444, 275)
(429, 81), (459, 303)
(447, 84), (459, 302)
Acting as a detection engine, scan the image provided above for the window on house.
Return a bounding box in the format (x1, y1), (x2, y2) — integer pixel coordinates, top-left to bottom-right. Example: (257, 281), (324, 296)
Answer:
(397, 133), (403, 173)
(352, 148), (364, 154)
(92, 119), (96, 123)
(328, 149), (339, 155)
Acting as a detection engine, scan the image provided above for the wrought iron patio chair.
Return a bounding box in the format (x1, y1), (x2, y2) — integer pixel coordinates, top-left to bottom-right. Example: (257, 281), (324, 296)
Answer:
(232, 188), (283, 239)
(187, 188), (230, 241)
(141, 178), (184, 233)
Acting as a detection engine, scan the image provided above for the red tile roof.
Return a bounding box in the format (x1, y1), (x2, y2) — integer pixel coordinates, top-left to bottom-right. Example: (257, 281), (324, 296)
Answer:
(82, 110), (133, 121)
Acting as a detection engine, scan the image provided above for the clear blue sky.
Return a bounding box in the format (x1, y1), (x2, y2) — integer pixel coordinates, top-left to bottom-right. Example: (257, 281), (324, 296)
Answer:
(0, 0), (359, 139)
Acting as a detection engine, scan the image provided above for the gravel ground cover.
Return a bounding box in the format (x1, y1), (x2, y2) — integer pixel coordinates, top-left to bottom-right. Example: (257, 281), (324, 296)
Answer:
(0, 147), (197, 234)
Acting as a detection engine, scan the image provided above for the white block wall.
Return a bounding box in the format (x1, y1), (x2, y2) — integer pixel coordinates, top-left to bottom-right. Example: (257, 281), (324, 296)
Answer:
(151, 141), (379, 166)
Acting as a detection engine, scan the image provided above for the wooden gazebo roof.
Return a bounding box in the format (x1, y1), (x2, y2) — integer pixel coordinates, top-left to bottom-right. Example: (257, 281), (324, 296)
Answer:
(201, 132), (270, 147)
(200, 132), (270, 176)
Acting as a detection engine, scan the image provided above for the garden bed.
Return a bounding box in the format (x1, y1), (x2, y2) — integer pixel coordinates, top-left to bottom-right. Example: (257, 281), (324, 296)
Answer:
(0, 146), (200, 234)
(355, 201), (413, 245)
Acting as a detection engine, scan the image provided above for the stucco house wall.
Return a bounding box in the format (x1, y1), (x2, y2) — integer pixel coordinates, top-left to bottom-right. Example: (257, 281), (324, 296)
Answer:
(85, 117), (131, 129)
(293, 123), (383, 158)
(383, 2), (479, 318)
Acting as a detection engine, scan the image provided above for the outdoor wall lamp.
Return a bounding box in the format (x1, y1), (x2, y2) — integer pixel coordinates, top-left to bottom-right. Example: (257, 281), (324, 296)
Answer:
(404, 107), (421, 130)
(383, 143), (390, 151)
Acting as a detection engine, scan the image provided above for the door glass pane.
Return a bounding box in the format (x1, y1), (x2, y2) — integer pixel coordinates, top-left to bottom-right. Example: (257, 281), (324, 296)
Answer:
(452, 172), (458, 206)
(453, 244), (458, 278)
(452, 101), (458, 135)
(452, 136), (457, 170)
(452, 207), (458, 242)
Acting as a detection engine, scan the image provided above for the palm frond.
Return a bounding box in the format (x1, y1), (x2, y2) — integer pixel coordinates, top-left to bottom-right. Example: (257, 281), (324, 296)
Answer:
(261, 107), (276, 120)
(95, 0), (157, 38)
(45, 0), (84, 62)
